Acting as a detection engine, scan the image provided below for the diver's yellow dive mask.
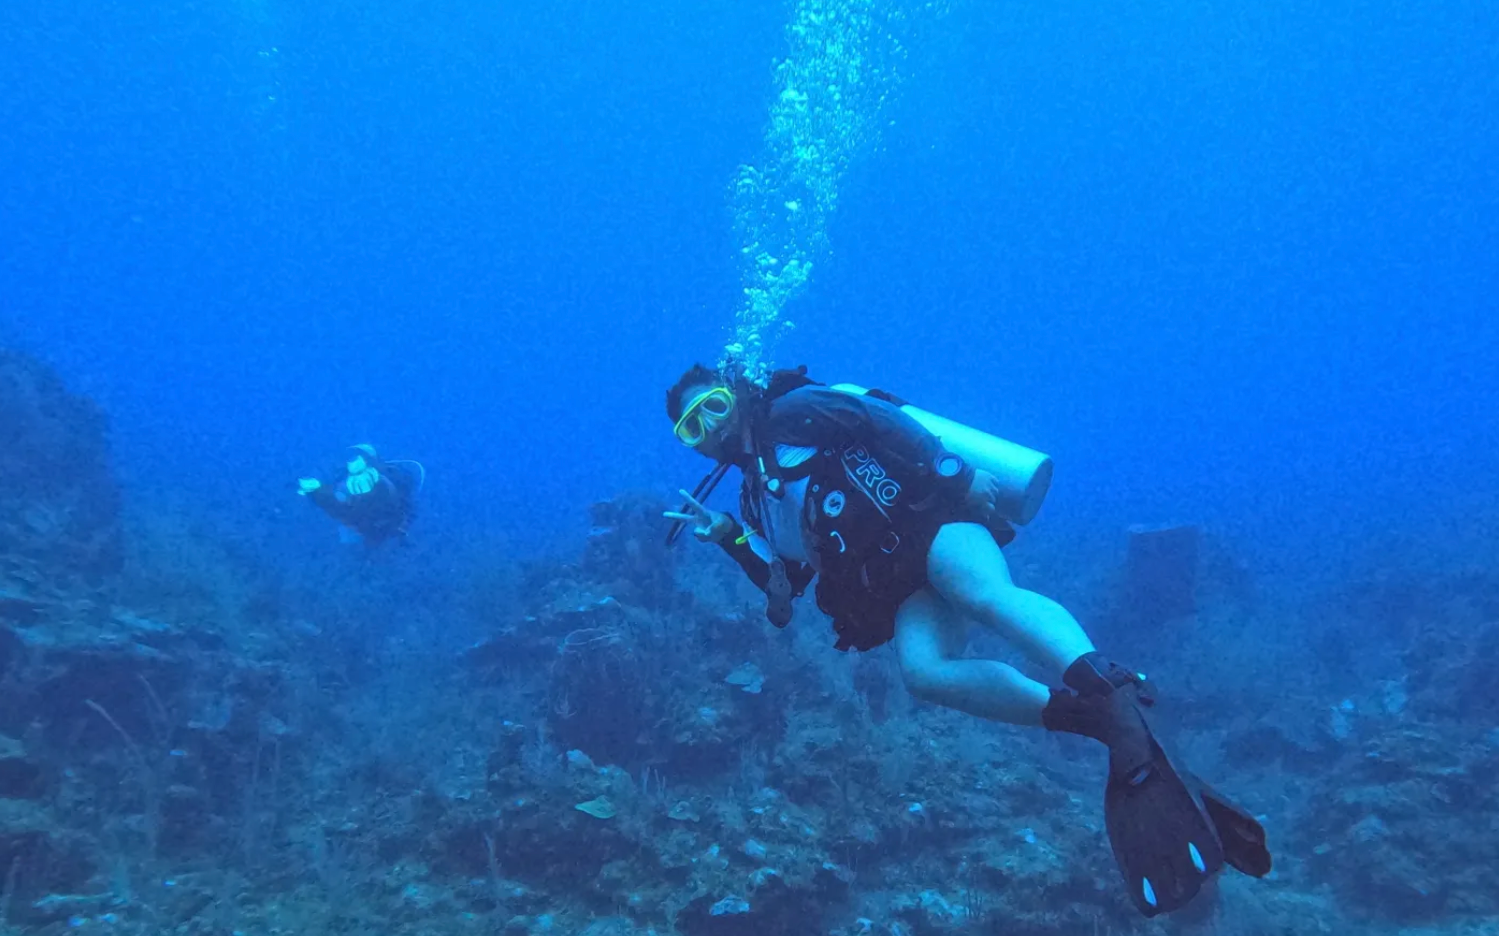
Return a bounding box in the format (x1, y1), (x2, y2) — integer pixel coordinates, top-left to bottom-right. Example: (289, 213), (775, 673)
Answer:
(673, 387), (736, 447)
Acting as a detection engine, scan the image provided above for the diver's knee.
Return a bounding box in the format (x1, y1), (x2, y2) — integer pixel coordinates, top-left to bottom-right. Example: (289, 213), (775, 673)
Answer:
(898, 655), (951, 704)
(901, 669), (945, 705)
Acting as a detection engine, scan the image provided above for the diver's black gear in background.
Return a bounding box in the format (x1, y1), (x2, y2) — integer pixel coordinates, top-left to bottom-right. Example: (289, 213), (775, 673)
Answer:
(305, 462), (418, 547)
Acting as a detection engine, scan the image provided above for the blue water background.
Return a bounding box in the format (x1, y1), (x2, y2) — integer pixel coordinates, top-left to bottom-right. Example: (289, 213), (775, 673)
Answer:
(2, 0), (1496, 596)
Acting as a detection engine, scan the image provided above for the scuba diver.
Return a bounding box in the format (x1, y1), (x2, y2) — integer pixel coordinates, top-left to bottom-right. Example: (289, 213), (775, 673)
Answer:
(662, 363), (1270, 918)
(297, 444), (424, 548)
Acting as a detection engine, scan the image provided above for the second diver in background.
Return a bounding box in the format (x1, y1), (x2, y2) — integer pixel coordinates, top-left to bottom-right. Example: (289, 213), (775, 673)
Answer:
(298, 443), (424, 548)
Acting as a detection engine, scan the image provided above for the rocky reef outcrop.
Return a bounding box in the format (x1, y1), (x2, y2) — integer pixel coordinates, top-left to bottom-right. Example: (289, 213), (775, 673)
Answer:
(0, 350), (122, 598)
(2, 347), (1497, 936)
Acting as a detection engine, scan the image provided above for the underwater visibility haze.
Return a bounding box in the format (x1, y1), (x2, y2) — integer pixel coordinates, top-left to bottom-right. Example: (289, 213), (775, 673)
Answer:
(0, 0), (1497, 934)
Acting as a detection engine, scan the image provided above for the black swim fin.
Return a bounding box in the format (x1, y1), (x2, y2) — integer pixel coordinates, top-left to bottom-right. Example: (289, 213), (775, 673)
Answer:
(1043, 653), (1273, 917)
(1192, 775), (1272, 878)
(1104, 734), (1228, 916)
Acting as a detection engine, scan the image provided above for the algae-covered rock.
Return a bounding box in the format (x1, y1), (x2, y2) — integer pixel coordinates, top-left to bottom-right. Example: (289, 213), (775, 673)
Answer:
(0, 733), (44, 800)
(0, 349), (122, 593)
(0, 798), (96, 922)
(575, 797), (617, 820)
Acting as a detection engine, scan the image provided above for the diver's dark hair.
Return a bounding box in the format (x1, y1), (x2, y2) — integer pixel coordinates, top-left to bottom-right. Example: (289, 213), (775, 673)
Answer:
(666, 363), (723, 422)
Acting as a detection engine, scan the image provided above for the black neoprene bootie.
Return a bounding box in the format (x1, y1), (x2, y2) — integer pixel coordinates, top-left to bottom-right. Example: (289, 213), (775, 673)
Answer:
(1042, 652), (1157, 784)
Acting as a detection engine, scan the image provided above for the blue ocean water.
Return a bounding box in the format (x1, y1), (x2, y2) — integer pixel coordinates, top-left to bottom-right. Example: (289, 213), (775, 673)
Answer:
(2, 0), (1498, 932)
(5, 0), (1495, 576)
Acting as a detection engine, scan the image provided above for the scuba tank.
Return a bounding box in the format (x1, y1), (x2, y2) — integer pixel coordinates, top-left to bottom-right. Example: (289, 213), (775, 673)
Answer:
(830, 383), (1053, 525)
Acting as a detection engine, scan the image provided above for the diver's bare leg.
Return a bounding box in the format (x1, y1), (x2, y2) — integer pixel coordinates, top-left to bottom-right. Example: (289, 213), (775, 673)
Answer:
(893, 587), (1051, 725)
(927, 521), (1096, 673)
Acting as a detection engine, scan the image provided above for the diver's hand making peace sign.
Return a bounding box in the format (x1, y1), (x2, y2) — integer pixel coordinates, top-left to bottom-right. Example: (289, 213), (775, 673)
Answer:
(663, 489), (736, 544)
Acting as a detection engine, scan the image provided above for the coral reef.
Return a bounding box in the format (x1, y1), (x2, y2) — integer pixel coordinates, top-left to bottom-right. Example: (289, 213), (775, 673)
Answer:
(0, 348), (1495, 936)
(0, 350), (122, 601)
